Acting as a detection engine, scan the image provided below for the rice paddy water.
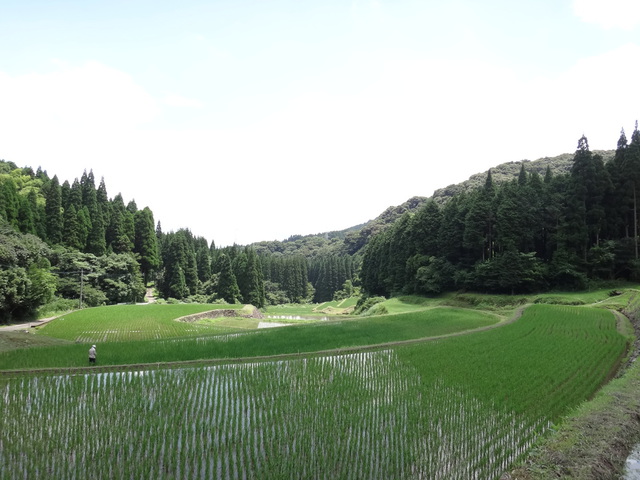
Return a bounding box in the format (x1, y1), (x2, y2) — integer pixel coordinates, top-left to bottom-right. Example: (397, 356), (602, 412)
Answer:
(2, 350), (552, 479)
(0, 302), (628, 479)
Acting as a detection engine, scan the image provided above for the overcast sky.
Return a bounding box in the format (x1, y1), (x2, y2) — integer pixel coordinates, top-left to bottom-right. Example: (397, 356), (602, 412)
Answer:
(1, 0), (640, 246)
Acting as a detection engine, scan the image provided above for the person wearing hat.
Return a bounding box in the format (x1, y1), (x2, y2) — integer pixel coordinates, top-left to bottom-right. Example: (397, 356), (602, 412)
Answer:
(88, 345), (97, 364)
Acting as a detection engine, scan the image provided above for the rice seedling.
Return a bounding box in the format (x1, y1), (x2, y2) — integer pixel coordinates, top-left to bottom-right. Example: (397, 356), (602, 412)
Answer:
(0, 303), (627, 479)
(0, 306), (500, 370)
(37, 304), (244, 342)
(0, 351), (553, 479)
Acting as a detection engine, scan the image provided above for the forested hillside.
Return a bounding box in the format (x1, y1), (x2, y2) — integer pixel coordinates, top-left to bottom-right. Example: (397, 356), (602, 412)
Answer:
(262, 150), (614, 260)
(0, 126), (635, 323)
(360, 130), (638, 296)
(0, 162), (356, 323)
(430, 150), (614, 203)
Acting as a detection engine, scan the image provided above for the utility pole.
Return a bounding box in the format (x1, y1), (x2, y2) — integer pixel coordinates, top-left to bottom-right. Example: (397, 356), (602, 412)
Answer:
(79, 268), (84, 309)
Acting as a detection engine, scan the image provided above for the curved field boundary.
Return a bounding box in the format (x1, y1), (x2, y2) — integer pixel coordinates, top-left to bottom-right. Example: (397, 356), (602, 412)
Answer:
(0, 305), (526, 378)
(176, 306), (264, 323)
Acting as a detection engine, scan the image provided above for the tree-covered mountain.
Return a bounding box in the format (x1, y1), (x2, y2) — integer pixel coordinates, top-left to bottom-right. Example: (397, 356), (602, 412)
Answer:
(359, 132), (635, 296)
(261, 150), (614, 259)
(431, 150), (614, 203)
(0, 127), (632, 323)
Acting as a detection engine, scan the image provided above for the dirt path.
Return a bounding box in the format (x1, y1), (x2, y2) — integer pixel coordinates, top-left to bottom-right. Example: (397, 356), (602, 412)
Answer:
(0, 316), (59, 332)
(145, 287), (156, 303)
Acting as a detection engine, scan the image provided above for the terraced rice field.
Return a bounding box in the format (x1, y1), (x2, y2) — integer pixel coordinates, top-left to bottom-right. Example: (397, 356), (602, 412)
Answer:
(0, 302), (629, 479)
(37, 304), (243, 342)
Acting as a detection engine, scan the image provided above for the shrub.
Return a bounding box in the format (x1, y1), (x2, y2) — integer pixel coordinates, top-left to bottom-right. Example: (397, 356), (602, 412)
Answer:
(184, 294), (210, 304)
(533, 296), (586, 306)
(354, 296), (386, 315)
(37, 297), (77, 318)
(361, 303), (388, 316)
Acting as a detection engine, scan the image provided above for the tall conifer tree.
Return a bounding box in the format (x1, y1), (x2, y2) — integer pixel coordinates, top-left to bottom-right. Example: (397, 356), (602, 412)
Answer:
(624, 123), (640, 259)
(134, 207), (160, 284)
(217, 253), (240, 303)
(62, 204), (83, 250)
(463, 170), (495, 262)
(82, 171), (106, 256)
(44, 175), (63, 244)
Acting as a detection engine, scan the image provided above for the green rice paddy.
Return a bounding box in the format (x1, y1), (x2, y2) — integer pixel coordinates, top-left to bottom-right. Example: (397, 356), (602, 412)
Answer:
(38, 304), (244, 342)
(0, 291), (633, 479)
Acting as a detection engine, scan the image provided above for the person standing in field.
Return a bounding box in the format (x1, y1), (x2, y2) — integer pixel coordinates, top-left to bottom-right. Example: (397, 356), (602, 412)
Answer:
(89, 344), (97, 364)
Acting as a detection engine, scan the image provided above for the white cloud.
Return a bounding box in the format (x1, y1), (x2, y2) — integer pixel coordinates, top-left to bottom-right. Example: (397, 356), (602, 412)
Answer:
(0, 61), (159, 176)
(0, 61), (159, 130)
(161, 94), (204, 108)
(573, 0), (640, 29)
(2, 43), (640, 246)
(0, 61), (160, 183)
(124, 44), (640, 245)
(521, 43), (640, 152)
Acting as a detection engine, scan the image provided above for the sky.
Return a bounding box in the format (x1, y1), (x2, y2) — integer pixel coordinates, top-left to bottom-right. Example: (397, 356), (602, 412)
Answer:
(1, 0), (640, 247)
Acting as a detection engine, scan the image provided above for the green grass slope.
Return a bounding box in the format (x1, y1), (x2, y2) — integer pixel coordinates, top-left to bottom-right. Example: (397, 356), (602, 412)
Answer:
(0, 304), (500, 371)
(36, 304), (244, 342)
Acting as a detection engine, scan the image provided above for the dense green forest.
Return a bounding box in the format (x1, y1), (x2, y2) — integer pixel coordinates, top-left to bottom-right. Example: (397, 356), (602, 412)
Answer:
(0, 164), (356, 323)
(0, 124), (637, 323)
(361, 128), (639, 296)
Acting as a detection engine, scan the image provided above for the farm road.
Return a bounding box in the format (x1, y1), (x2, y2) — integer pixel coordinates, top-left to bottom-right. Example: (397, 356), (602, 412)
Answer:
(0, 316), (58, 332)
